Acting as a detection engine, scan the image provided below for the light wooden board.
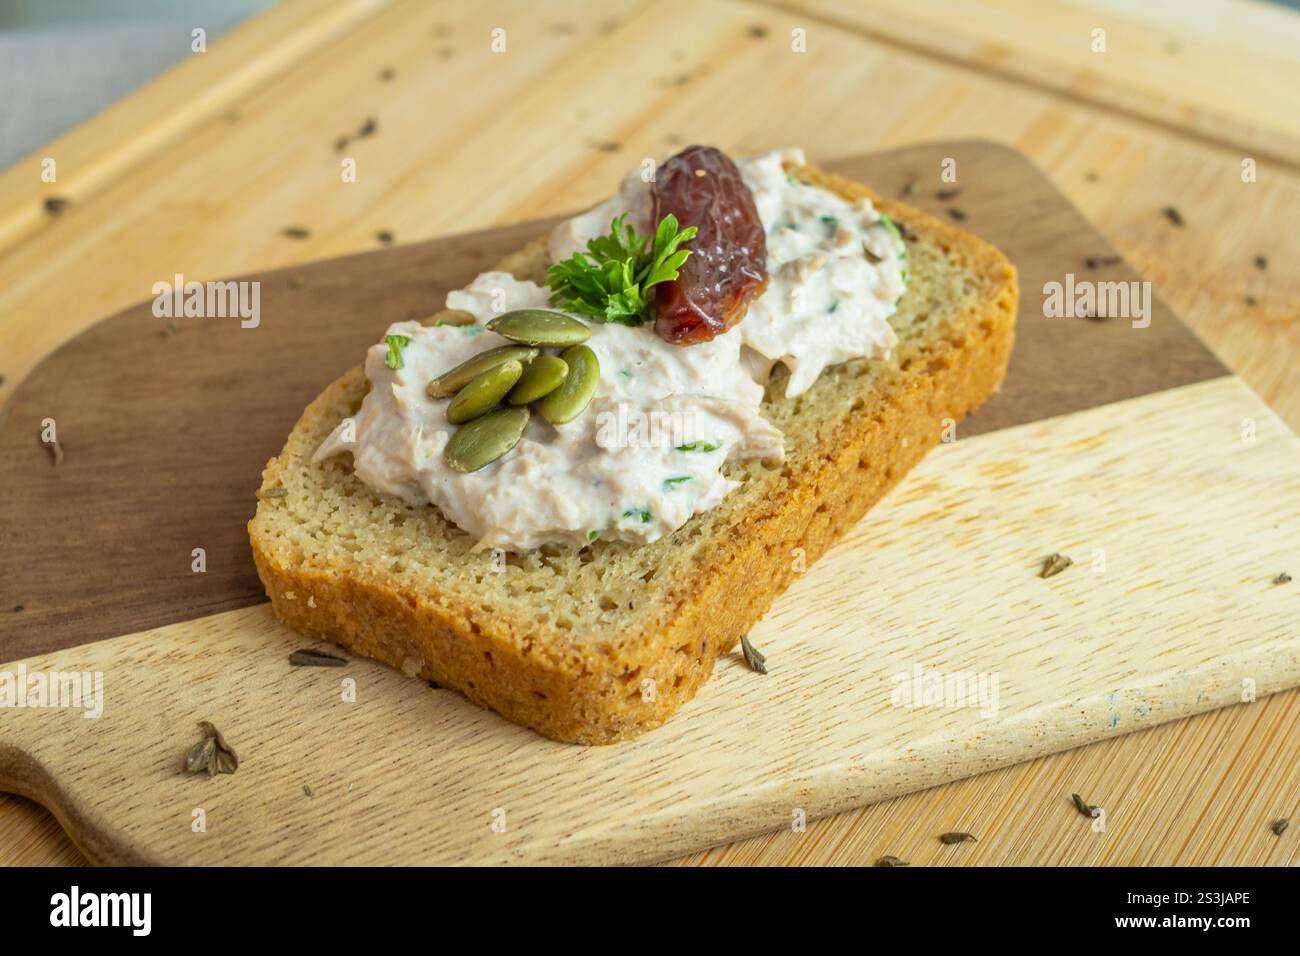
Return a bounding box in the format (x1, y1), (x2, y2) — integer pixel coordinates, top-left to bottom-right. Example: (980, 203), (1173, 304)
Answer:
(2, 0), (1298, 866)
(1, 377), (1296, 864)
(765, 0), (1300, 163)
(670, 685), (1300, 866)
(0, 139), (1262, 866)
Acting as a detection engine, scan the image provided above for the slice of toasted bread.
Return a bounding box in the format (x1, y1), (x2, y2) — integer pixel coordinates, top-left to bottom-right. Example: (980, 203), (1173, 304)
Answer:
(248, 161), (1018, 744)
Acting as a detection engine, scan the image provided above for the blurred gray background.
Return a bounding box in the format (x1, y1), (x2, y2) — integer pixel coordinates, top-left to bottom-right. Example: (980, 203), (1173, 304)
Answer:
(3, 0), (1299, 172)
(0, 0), (271, 169)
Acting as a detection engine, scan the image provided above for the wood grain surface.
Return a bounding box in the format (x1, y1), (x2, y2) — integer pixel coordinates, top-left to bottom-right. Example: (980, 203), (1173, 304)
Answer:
(765, 0), (1300, 163)
(1, 0), (1296, 866)
(2, 376), (1295, 865)
(0, 142), (1226, 662)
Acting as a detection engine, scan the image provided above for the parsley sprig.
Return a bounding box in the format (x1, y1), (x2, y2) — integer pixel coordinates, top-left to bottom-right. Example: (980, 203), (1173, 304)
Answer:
(546, 213), (698, 325)
(384, 334), (412, 370)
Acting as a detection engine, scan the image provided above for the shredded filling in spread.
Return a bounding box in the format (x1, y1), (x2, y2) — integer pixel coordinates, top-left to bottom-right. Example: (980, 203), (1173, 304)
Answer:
(316, 148), (906, 551)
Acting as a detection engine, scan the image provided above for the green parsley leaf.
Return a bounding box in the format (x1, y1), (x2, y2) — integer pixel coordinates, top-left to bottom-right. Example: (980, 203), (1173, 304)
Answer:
(878, 212), (904, 245)
(546, 213), (698, 326)
(384, 334), (412, 370)
(675, 440), (721, 452)
(663, 476), (692, 490)
(622, 507), (652, 523)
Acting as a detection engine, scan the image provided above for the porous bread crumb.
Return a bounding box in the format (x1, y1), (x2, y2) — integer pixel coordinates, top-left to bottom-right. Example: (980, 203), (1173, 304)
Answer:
(249, 161), (1018, 744)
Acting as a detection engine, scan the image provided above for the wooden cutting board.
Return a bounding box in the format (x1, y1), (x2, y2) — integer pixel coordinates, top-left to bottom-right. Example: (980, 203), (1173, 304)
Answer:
(1, 143), (1296, 865)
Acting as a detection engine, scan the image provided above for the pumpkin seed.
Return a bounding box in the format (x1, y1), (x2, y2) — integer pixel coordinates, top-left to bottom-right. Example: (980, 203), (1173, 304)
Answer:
(425, 308), (476, 327)
(446, 360), (523, 424)
(487, 309), (591, 347)
(539, 345), (599, 424)
(426, 345), (537, 398)
(444, 406), (530, 472)
(507, 354), (568, 405)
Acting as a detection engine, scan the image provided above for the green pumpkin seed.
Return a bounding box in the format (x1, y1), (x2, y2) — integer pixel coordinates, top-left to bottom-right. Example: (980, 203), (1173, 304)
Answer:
(507, 354), (568, 405)
(444, 406), (530, 473)
(487, 310), (591, 347)
(426, 345), (537, 399)
(424, 308), (476, 327)
(539, 345), (599, 424)
(446, 360), (523, 424)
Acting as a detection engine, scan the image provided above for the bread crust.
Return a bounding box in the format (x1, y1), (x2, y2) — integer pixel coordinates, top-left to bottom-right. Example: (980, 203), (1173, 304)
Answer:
(249, 163), (1018, 744)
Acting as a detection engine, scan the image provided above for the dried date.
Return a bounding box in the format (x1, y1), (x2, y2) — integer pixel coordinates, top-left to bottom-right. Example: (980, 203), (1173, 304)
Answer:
(651, 145), (768, 344)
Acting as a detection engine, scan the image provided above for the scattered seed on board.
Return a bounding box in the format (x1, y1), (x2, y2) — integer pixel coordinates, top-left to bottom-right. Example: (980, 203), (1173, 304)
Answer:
(289, 648), (348, 667)
(183, 721), (238, 777)
(1040, 553), (1072, 579)
(1071, 793), (1101, 818)
(740, 634), (768, 674)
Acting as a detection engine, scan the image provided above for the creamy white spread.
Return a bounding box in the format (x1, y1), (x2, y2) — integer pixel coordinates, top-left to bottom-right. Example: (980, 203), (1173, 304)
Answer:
(315, 148), (905, 551)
